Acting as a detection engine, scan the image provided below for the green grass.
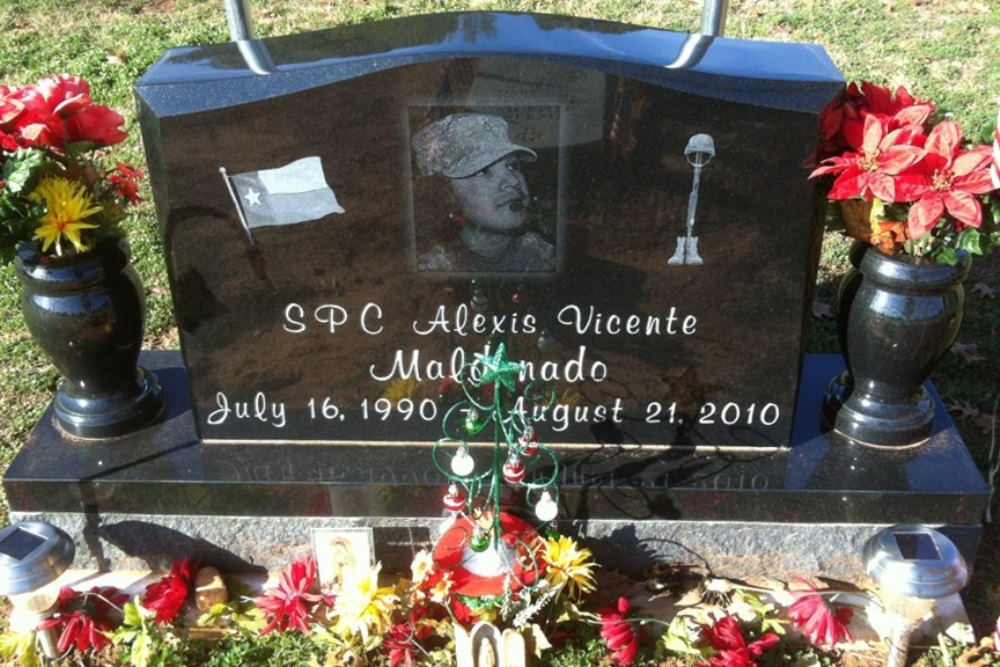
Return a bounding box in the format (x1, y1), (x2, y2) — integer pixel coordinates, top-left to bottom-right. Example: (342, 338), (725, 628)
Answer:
(1, 0), (999, 662)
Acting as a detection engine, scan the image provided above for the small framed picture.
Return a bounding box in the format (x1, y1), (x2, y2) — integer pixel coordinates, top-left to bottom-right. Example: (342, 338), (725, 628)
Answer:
(313, 527), (375, 587)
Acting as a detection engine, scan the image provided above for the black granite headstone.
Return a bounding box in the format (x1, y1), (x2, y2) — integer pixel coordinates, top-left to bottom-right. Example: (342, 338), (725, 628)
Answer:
(136, 12), (842, 448)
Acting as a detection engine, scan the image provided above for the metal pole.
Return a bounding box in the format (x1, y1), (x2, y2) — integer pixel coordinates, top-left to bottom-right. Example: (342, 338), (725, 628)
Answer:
(665, 0), (728, 69)
(700, 0), (729, 37)
(224, 0), (254, 41)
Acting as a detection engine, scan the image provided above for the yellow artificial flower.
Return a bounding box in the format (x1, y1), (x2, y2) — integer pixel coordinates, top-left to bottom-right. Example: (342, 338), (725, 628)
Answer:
(542, 535), (597, 600)
(28, 176), (102, 256)
(332, 562), (398, 642)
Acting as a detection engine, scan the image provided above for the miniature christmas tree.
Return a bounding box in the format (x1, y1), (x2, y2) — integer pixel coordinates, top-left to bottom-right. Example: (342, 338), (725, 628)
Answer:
(431, 343), (561, 599)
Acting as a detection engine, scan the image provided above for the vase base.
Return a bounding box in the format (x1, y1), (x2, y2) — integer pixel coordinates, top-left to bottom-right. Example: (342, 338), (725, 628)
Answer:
(821, 370), (852, 426)
(54, 367), (165, 440)
(833, 388), (935, 447)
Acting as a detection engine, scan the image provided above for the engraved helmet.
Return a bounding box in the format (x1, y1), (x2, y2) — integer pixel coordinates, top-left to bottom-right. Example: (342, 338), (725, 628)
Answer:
(412, 113), (537, 178)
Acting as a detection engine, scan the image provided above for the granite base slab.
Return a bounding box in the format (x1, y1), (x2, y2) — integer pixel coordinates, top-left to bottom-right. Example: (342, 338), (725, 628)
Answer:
(7, 510), (983, 583)
(4, 351), (989, 580)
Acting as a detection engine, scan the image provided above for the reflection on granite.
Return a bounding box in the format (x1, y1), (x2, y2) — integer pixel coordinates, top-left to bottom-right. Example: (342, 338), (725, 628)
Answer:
(137, 14), (843, 448)
(138, 13), (841, 113)
(3, 352), (987, 528)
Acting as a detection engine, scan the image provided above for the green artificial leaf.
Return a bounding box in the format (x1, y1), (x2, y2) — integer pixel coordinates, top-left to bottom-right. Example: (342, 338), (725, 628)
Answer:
(955, 228), (984, 255)
(122, 599), (146, 629)
(0, 631), (40, 667)
(735, 590), (787, 636)
(934, 245), (958, 266)
(1, 149), (48, 195)
(659, 615), (702, 656)
(128, 631), (152, 667)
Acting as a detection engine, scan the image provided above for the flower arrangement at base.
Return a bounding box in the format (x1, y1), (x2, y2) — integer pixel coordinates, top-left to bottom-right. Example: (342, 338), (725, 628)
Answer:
(811, 81), (999, 265)
(1, 74), (143, 265)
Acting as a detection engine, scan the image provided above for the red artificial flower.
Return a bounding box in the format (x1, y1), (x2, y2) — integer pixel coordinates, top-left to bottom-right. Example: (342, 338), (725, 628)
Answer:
(384, 607), (434, 667)
(34, 74), (93, 116)
(6, 74), (126, 151)
(64, 103), (127, 147)
(786, 578), (854, 647)
(839, 81), (934, 150)
(12, 88), (65, 149)
(448, 594), (474, 626)
(254, 555), (334, 635)
(37, 586), (127, 655)
(698, 615), (780, 667)
(142, 557), (199, 625)
(599, 596), (639, 666)
(905, 120), (996, 238)
(0, 85), (26, 151)
(108, 161), (145, 203)
(810, 114), (925, 203)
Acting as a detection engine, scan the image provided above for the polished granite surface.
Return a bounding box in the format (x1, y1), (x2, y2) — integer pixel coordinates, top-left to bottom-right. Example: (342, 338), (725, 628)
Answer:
(4, 352), (988, 526)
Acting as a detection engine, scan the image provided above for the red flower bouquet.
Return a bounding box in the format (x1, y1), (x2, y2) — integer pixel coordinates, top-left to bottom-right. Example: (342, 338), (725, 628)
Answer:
(811, 81), (999, 265)
(0, 74), (143, 265)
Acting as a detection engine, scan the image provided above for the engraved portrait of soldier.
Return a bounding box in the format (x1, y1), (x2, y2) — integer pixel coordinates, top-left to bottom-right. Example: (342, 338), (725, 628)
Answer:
(410, 112), (557, 274)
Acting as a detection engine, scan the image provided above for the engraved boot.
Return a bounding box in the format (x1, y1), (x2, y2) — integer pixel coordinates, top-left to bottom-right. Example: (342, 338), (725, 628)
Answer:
(686, 236), (704, 265)
(667, 237), (687, 265)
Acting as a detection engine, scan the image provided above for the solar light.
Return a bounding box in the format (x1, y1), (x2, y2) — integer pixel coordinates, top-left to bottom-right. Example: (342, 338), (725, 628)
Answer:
(863, 524), (968, 667)
(0, 522), (75, 659)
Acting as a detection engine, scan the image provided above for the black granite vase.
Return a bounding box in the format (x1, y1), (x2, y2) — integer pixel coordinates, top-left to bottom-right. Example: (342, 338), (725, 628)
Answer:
(821, 240), (868, 424)
(16, 238), (164, 439)
(833, 246), (969, 447)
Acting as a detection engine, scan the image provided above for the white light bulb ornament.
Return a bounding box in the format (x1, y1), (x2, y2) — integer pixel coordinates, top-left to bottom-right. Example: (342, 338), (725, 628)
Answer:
(535, 491), (558, 522)
(451, 445), (475, 477)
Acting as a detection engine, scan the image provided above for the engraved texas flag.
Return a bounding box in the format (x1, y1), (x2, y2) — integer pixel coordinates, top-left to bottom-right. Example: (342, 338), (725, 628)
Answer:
(221, 156), (345, 244)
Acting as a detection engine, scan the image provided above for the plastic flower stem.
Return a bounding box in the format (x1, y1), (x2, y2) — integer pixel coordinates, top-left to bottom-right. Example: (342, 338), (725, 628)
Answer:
(86, 591), (126, 614)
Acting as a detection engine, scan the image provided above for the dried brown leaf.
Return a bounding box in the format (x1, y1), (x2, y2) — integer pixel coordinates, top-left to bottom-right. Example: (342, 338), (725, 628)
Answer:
(971, 282), (995, 299)
(946, 399), (982, 421)
(951, 342), (986, 363)
(812, 299), (834, 319)
(972, 413), (996, 436)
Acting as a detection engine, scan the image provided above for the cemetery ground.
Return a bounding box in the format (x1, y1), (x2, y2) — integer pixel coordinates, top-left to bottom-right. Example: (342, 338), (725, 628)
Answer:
(1, 0), (999, 665)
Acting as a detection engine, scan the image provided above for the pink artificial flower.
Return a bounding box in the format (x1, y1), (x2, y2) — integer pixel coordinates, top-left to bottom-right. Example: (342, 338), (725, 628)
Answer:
(906, 120), (996, 238)
(142, 557), (199, 625)
(254, 555), (334, 635)
(599, 596), (639, 666)
(786, 578), (854, 647)
(698, 615), (780, 667)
